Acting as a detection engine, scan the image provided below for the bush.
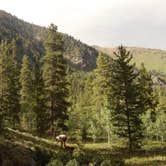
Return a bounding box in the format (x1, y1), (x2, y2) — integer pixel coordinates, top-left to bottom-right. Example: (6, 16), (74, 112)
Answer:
(66, 159), (79, 166)
(100, 160), (111, 166)
(34, 146), (51, 165)
(72, 146), (84, 159)
(112, 159), (124, 166)
(54, 150), (73, 164)
(88, 162), (95, 166)
(100, 159), (124, 166)
(47, 159), (63, 166)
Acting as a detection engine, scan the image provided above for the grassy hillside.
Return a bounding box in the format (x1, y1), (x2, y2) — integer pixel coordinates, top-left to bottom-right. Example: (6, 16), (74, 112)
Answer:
(0, 10), (98, 71)
(94, 46), (166, 73)
(1, 128), (166, 165)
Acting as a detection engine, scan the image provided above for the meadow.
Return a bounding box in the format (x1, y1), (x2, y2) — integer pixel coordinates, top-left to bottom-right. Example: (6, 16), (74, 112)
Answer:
(1, 128), (166, 166)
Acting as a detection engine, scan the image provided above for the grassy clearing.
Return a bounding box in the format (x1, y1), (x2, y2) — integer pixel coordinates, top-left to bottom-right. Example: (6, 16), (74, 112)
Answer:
(84, 141), (166, 166)
(125, 155), (166, 166)
(2, 128), (166, 165)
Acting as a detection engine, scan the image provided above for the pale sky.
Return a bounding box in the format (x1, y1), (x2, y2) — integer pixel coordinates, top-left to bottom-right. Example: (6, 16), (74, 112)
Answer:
(1, 0), (166, 49)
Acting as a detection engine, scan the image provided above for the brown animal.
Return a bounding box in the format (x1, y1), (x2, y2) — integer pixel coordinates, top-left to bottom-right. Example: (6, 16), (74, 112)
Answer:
(64, 144), (75, 152)
(55, 134), (67, 148)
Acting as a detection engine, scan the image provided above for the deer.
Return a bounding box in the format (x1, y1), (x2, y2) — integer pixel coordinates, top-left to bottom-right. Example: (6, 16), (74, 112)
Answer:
(55, 134), (67, 148)
(55, 134), (75, 152)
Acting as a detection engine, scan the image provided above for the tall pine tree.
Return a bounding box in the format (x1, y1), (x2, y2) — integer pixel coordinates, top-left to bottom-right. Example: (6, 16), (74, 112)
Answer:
(111, 46), (142, 151)
(19, 55), (34, 130)
(7, 40), (20, 128)
(0, 41), (8, 131)
(43, 24), (69, 135)
(92, 52), (112, 143)
(93, 52), (112, 109)
(0, 40), (20, 129)
(33, 55), (49, 136)
(138, 63), (159, 140)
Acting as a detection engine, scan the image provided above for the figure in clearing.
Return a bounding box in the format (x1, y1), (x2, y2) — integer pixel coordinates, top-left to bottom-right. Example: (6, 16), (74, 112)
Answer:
(55, 134), (67, 148)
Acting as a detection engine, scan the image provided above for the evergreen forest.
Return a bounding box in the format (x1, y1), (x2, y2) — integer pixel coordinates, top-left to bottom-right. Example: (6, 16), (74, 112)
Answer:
(0, 10), (166, 166)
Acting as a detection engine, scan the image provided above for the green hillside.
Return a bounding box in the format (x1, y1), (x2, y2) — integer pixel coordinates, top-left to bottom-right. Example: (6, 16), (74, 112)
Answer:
(94, 46), (166, 73)
(1, 9), (166, 73)
(0, 10), (98, 71)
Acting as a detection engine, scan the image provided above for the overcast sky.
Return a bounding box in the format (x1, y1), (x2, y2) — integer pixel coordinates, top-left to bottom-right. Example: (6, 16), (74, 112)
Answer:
(1, 0), (166, 49)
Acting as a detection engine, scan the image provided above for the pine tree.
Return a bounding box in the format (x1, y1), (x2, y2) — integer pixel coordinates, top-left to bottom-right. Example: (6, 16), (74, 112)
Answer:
(138, 63), (158, 114)
(33, 55), (49, 136)
(111, 46), (142, 151)
(93, 52), (112, 109)
(0, 40), (20, 129)
(7, 40), (20, 128)
(67, 72), (93, 142)
(138, 64), (158, 140)
(19, 55), (34, 130)
(92, 52), (112, 142)
(0, 41), (8, 131)
(43, 24), (69, 135)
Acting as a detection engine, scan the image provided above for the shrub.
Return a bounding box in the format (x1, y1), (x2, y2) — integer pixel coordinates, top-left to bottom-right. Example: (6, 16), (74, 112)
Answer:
(88, 162), (95, 166)
(55, 150), (73, 164)
(100, 159), (125, 166)
(72, 146), (84, 159)
(47, 159), (63, 166)
(66, 159), (79, 166)
(100, 160), (111, 166)
(34, 146), (51, 165)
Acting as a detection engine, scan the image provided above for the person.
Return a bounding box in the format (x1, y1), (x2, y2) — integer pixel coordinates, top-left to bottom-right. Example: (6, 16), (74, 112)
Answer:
(55, 134), (67, 148)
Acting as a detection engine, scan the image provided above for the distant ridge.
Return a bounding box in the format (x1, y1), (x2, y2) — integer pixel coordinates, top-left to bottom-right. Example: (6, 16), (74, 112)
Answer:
(0, 10), (98, 71)
(1, 9), (166, 73)
(94, 45), (166, 73)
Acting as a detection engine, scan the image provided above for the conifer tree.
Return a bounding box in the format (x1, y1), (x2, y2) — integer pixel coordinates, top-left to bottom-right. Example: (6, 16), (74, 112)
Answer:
(19, 55), (33, 130)
(93, 52), (112, 109)
(33, 56), (49, 136)
(111, 46), (142, 151)
(138, 63), (158, 114)
(0, 40), (20, 129)
(7, 40), (20, 127)
(92, 52), (112, 142)
(67, 72), (93, 141)
(0, 41), (8, 131)
(43, 24), (69, 135)
(138, 64), (159, 140)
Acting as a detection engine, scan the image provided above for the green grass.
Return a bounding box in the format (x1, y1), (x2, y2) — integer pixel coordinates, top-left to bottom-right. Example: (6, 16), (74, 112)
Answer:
(2, 128), (166, 165)
(84, 141), (166, 166)
(96, 46), (166, 73)
(125, 156), (166, 166)
(132, 51), (166, 73)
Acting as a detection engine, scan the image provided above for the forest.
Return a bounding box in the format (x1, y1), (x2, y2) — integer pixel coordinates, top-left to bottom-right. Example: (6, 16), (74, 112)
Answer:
(0, 10), (166, 166)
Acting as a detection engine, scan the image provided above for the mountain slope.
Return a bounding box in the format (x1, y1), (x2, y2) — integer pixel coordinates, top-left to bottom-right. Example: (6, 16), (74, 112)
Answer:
(94, 46), (166, 73)
(0, 10), (98, 71)
(1, 10), (166, 73)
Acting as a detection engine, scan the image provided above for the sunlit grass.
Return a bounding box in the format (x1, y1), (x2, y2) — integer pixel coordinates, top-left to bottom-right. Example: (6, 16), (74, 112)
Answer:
(84, 143), (113, 149)
(3, 128), (166, 166)
(84, 141), (126, 151)
(125, 155), (166, 166)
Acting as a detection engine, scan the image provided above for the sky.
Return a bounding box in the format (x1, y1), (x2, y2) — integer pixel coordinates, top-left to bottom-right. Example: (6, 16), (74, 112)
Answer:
(1, 0), (166, 49)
